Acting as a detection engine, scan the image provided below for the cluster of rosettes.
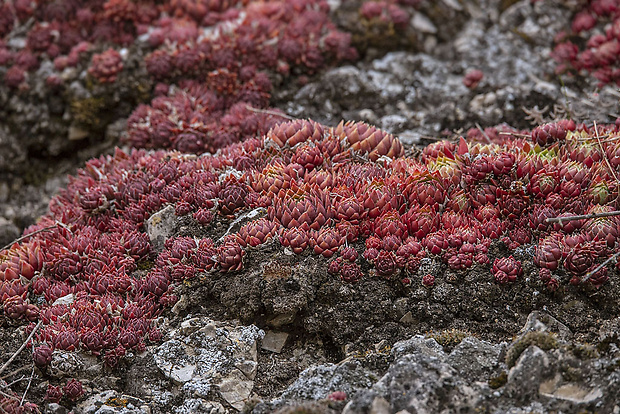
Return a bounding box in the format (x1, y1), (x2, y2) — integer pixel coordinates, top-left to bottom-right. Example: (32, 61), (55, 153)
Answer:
(123, 0), (359, 152)
(124, 78), (283, 153)
(534, 205), (615, 290)
(0, 0), (357, 95)
(88, 48), (123, 83)
(0, 118), (403, 369)
(0, 0), (160, 89)
(0, 381), (39, 413)
(552, 0), (620, 85)
(4, 117), (620, 374)
(22, 221), (164, 367)
(492, 256), (523, 284)
(0, 242), (44, 320)
(144, 0), (357, 81)
(359, 1), (413, 29)
(44, 379), (84, 404)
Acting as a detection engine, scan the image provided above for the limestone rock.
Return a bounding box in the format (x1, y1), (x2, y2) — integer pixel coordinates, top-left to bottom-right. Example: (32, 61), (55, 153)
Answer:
(154, 317), (264, 411)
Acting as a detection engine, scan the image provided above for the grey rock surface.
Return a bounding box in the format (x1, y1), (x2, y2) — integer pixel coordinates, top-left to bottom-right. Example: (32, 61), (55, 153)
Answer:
(446, 336), (503, 381)
(146, 205), (181, 253)
(281, 0), (619, 145)
(172, 399), (226, 414)
(153, 316), (264, 411)
(74, 390), (148, 414)
(341, 339), (481, 413)
(277, 360), (377, 402)
(48, 351), (85, 378)
(252, 311), (620, 413)
(261, 331), (289, 353)
(504, 345), (550, 402)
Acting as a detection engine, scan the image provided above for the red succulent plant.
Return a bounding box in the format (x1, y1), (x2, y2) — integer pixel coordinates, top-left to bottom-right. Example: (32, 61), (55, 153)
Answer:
(63, 379), (84, 401)
(492, 256), (522, 284)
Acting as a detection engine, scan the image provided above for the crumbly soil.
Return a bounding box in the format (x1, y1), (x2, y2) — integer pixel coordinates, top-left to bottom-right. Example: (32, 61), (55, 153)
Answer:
(165, 213), (620, 401)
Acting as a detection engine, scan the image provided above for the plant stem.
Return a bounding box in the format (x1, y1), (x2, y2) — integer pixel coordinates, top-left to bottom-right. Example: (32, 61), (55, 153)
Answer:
(545, 210), (620, 223)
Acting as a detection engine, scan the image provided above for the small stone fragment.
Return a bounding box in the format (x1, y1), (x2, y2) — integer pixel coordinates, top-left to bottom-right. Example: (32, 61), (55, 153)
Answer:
(262, 331), (289, 353)
(146, 205), (179, 252)
(369, 396), (390, 414)
(399, 312), (414, 324)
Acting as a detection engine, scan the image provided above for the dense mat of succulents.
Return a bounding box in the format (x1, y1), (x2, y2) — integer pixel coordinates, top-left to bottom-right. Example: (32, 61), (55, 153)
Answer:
(0, 0), (361, 177)
(0, 0), (428, 165)
(0, 0), (356, 90)
(3, 115), (620, 409)
(0, 0), (607, 168)
(552, 0), (620, 85)
(4, 0), (620, 412)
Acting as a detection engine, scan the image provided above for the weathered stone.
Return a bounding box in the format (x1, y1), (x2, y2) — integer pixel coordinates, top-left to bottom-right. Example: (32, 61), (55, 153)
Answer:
(344, 350), (478, 412)
(539, 374), (603, 404)
(398, 311), (414, 324)
(68, 125), (89, 141)
(391, 335), (446, 360)
(154, 317), (264, 412)
(505, 346), (549, 402)
(172, 399), (226, 414)
(447, 337), (502, 381)
(146, 205), (179, 252)
(52, 294), (75, 306)
(276, 360), (376, 402)
(369, 396), (390, 414)
(171, 294), (189, 315)
(219, 373), (254, 411)
(45, 403), (69, 414)
(182, 378), (212, 399)
(266, 312), (297, 328)
(48, 351), (84, 378)
(75, 390), (148, 414)
(180, 318), (203, 336)
(262, 331), (289, 353)
(235, 359), (258, 380)
(410, 12), (437, 34)
(520, 311), (572, 341)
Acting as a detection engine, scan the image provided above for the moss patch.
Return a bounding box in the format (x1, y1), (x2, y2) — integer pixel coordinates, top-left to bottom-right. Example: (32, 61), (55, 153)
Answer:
(505, 331), (558, 368)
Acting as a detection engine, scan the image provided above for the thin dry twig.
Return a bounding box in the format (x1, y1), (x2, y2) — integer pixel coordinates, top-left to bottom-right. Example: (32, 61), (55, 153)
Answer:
(19, 347), (35, 406)
(475, 123), (492, 144)
(0, 225), (55, 252)
(581, 250), (620, 284)
(1, 376), (25, 389)
(245, 105), (296, 120)
(1, 366), (32, 381)
(0, 322), (41, 377)
(598, 136), (620, 144)
(593, 121), (620, 184)
(545, 210), (620, 224)
(578, 135), (620, 144)
(574, 133), (612, 142)
(498, 131), (530, 138)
